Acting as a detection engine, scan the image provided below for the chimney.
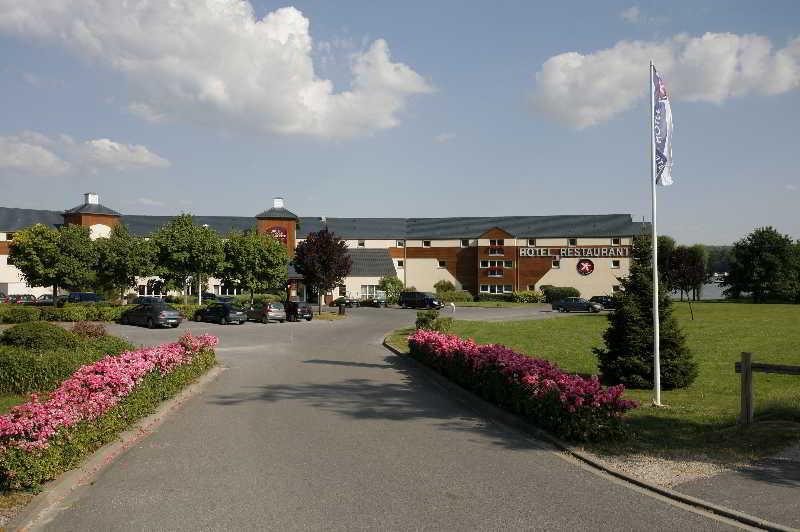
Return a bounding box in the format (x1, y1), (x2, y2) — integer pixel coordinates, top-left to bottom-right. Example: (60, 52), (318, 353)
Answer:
(85, 192), (99, 205)
(273, 197), (284, 209)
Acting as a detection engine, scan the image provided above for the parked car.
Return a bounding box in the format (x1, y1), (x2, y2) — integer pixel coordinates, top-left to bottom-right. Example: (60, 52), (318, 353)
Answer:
(36, 294), (55, 305)
(132, 295), (162, 305)
(329, 296), (359, 308)
(399, 291), (444, 309)
(589, 295), (619, 310)
(359, 297), (387, 307)
(65, 292), (104, 304)
(552, 297), (602, 313)
(193, 302), (247, 325)
(7, 294), (36, 305)
(246, 302), (287, 323)
(120, 303), (183, 328)
(285, 301), (314, 322)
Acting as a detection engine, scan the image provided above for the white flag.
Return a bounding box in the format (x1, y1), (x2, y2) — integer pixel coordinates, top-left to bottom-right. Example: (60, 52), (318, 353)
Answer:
(652, 67), (673, 186)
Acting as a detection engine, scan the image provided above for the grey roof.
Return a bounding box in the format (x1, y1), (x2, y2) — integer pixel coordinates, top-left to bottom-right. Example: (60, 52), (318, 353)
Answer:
(256, 207), (298, 220)
(346, 248), (396, 277)
(0, 207), (647, 239)
(64, 203), (121, 216)
(0, 207), (64, 231)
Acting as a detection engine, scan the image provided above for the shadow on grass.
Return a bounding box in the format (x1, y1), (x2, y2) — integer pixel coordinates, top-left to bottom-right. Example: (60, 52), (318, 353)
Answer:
(210, 353), (548, 452)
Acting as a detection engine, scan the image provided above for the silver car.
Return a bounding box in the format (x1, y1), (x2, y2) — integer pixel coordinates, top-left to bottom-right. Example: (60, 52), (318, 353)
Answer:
(247, 302), (287, 323)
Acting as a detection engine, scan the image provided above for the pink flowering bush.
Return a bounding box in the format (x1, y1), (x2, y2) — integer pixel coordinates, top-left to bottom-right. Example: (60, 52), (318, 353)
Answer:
(0, 333), (217, 489)
(408, 330), (637, 441)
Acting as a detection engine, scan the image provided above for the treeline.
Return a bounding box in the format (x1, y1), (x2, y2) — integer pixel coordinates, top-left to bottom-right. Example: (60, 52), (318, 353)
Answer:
(8, 214), (289, 304)
(658, 226), (799, 303)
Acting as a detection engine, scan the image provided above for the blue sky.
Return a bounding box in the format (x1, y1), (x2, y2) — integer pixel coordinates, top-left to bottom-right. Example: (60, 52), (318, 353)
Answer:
(0, 0), (798, 244)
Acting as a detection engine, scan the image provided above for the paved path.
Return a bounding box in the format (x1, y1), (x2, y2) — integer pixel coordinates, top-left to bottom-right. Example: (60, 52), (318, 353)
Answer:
(44, 308), (736, 531)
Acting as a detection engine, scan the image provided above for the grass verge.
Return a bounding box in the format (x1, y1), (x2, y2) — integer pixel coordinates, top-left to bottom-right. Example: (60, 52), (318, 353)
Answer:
(389, 302), (800, 461)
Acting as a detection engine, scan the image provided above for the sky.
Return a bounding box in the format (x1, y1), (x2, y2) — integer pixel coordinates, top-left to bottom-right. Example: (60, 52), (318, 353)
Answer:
(0, 0), (798, 245)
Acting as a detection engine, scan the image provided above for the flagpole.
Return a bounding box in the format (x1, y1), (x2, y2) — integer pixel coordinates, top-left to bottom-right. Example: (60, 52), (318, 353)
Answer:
(650, 61), (662, 406)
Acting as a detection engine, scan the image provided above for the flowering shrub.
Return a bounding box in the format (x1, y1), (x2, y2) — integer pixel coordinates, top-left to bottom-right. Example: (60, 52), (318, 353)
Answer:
(408, 330), (637, 441)
(0, 333), (217, 489)
(70, 321), (107, 339)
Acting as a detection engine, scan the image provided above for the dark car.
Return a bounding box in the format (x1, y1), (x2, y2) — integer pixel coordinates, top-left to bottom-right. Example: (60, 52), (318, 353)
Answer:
(399, 291), (443, 309)
(193, 302), (247, 325)
(359, 297), (387, 308)
(329, 296), (359, 308)
(246, 302), (287, 323)
(36, 294), (56, 305)
(120, 303), (183, 328)
(552, 297), (602, 313)
(285, 301), (313, 322)
(589, 295), (619, 310)
(66, 292), (104, 304)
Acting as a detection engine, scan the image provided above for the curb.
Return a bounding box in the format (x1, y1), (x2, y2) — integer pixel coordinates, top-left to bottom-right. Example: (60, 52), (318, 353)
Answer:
(7, 365), (226, 532)
(383, 337), (796, 532)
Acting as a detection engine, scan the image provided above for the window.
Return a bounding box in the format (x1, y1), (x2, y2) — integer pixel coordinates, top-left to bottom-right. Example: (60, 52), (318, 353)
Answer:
(611, 237), (621, 246)
(504, 285), (513, 293)
(358, 240), (365, 247)
(138, 285), (146, 296)
(552, 260), (561, 269)
(480, 260), (489, 268)
(481, 260), (508, 269)
(4, 232), (14, 241)
(489, 239), (504, 246)
(461, 239), (470, 247)
(397, 260), (404, 268)
(612, 285), (622, 293)
(528, 285), (536, 291)
(488, 269), (502, 277)
(568, 238), (578, 246)
(527, 238), (536, 246)
(423, 240), (432, 247)
(504, 260), (513, 268)
(611, 259), (621, 269)
(438, 260), (447, 268)
(213, 285), (221, 295)
(480, 285), (489, 293)
(361, 285), (378, 298)
(488, 247), (504, 256)
(482, 285), (514, 294)
(396, 240), (405, 247)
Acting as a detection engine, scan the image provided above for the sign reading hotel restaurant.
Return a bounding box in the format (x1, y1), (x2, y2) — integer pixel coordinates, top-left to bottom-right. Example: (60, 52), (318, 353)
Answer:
(518, 247), (630, 258)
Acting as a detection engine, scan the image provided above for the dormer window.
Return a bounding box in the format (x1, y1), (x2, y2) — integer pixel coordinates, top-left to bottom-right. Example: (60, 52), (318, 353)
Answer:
(461, 239), (469, 247)
(423, 240), (432, 248)
(396, 240), (405, 247)
(612, 237), (621, 246)
(358, 240), (365, 247)
(568, 238), (578, 246)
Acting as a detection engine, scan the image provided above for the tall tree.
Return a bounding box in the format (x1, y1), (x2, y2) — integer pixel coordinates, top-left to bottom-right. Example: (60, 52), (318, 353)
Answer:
(669, 245), (708, 317)
(594, 235), (697, 390)
(724, 227), (798, 303)
(220, 230), (289, 305)
(94, 224), (155, 302)
(657, 235), (677, 291)
(292, 228), (352, 314)
(150, 214), (225, 304)
(9, 223), (96, 301)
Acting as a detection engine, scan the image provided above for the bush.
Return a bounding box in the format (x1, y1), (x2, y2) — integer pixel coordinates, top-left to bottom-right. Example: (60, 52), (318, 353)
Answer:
(594, 235), (697, 390)
(175, 304), (203, 320)
(476, 293), (513, 302)
(71, 321), (107, 339)
(541, 286), (580, 303)
(512, 290), (545, 303)
(408, 330), (637, 441)
(231, 293), (283, 307)
(0, 305), (42, 324)
(433, 280), (455, 294)
(415, 310), (453, 333)
(0, 334), (218, 489)
(437, 290), (474, 303)
(1, 322), (80, 351)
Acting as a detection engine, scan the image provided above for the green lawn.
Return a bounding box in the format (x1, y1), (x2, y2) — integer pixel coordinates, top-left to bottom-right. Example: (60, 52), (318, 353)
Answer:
(389, 302), (800, 460)
(0, 394), (28, 415)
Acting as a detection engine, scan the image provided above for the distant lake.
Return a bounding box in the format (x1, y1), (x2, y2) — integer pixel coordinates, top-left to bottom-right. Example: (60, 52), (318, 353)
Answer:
(670, 283), (726, 301)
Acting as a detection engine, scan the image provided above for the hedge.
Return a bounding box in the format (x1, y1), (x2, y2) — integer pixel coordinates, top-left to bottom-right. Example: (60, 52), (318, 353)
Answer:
(0, 303), (203, 324)
(0, 323), (134, 394)
(511, 290), (546, 303)
(540, 286), (581, 303)
(476, 293), (513, 302)
(0, 333), (217, 489)
(437, 290), (474, 303)
(407, 330), (637, 441)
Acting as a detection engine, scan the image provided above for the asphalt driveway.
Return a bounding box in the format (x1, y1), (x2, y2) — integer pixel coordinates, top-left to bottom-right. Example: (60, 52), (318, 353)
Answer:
(42, 308), (736, 531)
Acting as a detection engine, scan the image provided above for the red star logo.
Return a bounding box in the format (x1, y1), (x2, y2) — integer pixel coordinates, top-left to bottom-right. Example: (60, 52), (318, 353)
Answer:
(577, 259), (594, 276)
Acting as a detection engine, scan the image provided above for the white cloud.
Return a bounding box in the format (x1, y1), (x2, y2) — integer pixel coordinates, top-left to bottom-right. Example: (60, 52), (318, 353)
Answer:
(620, 6), (641, 24)
(0, 2), (433, 139)
(0, 131), (170, 177)
(127, 102), (166, 124)
(531, 32), (800, 128)
(434, 133), (456, 143)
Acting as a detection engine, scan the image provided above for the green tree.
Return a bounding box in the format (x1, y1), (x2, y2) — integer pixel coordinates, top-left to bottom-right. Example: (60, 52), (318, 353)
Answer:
(657, 235), (676, 291)
(378, 275), (405, 304)
(220, 230), (289, 306)
(594, 235), (697, 390)
(724, 227), (798, 303)
(292, 228), (352, 314)
(9, 223), (96, 301)
(669, 245), (708, 317)
(93, 224), (155, 302)
(151, 214), (225, 304)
